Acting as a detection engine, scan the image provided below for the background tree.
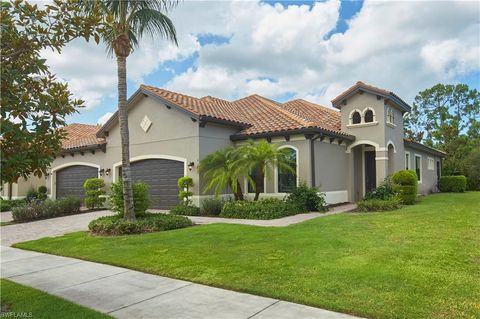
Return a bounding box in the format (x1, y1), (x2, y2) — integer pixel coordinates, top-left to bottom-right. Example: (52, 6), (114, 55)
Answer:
(237, 140), (295, 201)
(82, 1), (178, 221)
(404, 83), (480, 186)
(198, 147), (247, 200)
(0, 0), (102, 186)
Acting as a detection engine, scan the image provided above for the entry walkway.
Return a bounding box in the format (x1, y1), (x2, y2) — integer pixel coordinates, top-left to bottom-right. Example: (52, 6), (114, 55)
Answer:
(1, 246), (363, 319)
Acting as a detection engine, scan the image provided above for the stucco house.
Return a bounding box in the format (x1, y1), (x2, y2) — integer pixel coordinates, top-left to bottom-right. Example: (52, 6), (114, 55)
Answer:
(2, 81), (445, 208)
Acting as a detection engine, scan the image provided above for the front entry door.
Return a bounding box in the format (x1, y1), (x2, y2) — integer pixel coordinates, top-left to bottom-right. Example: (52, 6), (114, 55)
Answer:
(365, 151), (376, 194)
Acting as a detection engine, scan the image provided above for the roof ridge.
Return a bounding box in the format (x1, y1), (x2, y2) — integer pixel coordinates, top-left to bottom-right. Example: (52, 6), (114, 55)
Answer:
(288, 98), (338, 114)
(250, 95), (315, 128)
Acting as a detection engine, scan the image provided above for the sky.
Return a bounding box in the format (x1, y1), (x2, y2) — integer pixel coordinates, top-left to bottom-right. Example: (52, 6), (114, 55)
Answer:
(41, 0), (480, 126)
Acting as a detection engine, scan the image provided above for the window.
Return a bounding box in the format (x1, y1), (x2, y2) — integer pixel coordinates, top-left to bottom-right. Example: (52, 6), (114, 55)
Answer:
(405, 152), (410, 170)
(278, 147), (297, 192)
(427, 157), (435, 170)
(387, 108), (395, 124)
(415, 155), (422, 182)
(364, 109), (374, 123)
(248, 166), (264, 193)
(352, 111), (361, 124)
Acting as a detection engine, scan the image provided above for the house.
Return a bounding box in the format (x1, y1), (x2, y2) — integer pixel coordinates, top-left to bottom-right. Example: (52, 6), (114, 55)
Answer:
(2, 82), (445, 208)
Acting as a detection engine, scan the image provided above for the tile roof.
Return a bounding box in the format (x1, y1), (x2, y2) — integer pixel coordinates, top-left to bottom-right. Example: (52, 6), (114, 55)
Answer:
(61, 123), (106, 151)
(138, 86), (350, 138)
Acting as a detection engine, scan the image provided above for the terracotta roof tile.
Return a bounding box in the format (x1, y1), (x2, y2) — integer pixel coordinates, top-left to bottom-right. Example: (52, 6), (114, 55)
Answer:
(281, 99), (341, 133)
(61, 123), (106, 150)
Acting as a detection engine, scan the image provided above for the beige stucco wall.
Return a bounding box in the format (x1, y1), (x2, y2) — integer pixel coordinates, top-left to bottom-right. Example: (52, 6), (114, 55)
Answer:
(314, 140), (347, 192)
(404, 146), (442, 194)
(1, 175), (45, 199)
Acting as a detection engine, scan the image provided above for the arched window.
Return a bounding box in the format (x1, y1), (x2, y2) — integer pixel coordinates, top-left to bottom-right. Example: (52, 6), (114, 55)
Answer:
(278, 147), (297, 193)
(352, 111), (361, 124)
(387, 108), (395, 124)
(364, 109), (374, 123)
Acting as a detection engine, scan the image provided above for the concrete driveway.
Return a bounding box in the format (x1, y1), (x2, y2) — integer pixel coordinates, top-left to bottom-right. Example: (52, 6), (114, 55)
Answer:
(0, 210), (115, 246)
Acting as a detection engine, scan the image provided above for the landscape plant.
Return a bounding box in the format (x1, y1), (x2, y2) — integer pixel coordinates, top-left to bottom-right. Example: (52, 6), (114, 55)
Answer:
(357, 197), (401, 212)
(11, 196), (82, 222)
(220, 198), (305, 220)
(170, 205), (201, 216)
(391, 170), (418, 204)
(80, 0), (179, 221)
(83, 178), (106, 209)
(439, 176), (467, 192)
(109, 181), (150, 215)
(37, 185), (48, 201)
(177, 176), (194, 205)
(200, 198), (225, 216)
(285, 183), (326, 212)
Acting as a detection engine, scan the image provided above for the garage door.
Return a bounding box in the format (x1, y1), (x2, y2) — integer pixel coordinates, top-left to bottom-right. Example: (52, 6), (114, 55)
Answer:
(129, 159), (183, 209)
(56, 165), (98, 199)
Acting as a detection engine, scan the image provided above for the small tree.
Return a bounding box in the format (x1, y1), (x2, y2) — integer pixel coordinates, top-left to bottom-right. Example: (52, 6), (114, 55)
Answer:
(109, 181), (150, 215)
(83, 178), (106, 209)
(178, 176), (194, 206)
(37, 186), (48, 201)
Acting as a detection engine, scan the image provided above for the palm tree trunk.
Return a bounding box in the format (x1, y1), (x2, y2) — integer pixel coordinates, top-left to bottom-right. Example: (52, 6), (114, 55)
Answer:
(254, 168), (264, 201)
(117, 55), (135, 221)
(235, 179), (244, 201)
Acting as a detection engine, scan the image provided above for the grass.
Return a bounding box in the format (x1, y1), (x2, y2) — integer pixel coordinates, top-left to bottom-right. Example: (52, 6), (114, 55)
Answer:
(15, 193), (480, 319)
(0, 279), (111, 318)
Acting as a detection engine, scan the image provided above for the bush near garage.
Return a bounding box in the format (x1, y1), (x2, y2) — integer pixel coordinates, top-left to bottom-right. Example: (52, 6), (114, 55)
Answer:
(26, 187), (38, 203)
(11, 197), (82, 222)
(285, 183), (326, 212)
(37, 186), (48, 201)
(83, 178), (106, 209)
(392, 170), (418, 205)
(357, 197), (402, 212)
(439, 176), (467, 192)
(109, 181), (150, 215)
(220, 198), (306, 220)
(0, 199), (25, 212)
(88, 212), (193, 235)
(200, 198), (225, 216)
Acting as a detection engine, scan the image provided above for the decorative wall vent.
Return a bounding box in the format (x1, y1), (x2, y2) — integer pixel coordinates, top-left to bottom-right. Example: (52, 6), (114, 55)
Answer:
(140, 115), (152, 132)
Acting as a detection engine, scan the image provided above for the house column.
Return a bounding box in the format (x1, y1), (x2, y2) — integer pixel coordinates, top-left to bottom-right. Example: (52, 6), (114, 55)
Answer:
(375, 149), (388, 186)
(346, 151), (355, 202)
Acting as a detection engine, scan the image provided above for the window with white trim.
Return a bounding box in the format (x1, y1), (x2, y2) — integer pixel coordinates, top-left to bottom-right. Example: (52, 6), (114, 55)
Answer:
(387, 108), (395, 125)
(427, 157), (434, 170)
(415, 155), (422, 182)
(364, 109), (374, 123)
(278, 147), (297, 193)
(405, 152), (410, 170)
(351, 111), (361, 124)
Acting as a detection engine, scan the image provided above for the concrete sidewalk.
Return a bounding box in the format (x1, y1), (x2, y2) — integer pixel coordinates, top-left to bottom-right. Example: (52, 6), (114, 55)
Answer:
(1, 246), (362, 319)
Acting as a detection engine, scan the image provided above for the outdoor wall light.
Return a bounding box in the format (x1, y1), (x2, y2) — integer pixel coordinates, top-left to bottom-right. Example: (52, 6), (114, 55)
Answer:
(188, 162), (195, 171)
(105, 168), (111, 176)
(99, 168), (105, 177)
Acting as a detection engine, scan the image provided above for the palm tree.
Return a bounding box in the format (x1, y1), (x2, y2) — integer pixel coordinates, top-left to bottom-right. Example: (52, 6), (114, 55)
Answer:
(198, 147), (248, 201)
(82, 1), (178, 221)
(237, 140), (295, 201)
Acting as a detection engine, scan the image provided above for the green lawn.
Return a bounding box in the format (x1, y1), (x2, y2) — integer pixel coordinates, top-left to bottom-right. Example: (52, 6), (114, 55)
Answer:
(15, 193), (480, 319)
(0, 279), (111, 318)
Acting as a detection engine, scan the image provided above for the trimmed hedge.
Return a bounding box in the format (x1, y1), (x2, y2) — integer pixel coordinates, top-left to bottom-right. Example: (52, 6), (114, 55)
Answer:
(88, 212), (193, 235)
(170, 205), (201, 216)
(285, 183), (326, 212)
(220, 198), (305, 220)
(392, 170), (417, 205)
(357, 197), (401, 212)
(12, 197), (82, 222)
(439, 176), (467, 192)
(83, 178), (106, 209)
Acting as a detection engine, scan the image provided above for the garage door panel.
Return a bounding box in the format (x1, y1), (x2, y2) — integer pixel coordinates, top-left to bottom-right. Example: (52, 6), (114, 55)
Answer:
(56, 165), (98, 199)
(130, 159), (183, 209)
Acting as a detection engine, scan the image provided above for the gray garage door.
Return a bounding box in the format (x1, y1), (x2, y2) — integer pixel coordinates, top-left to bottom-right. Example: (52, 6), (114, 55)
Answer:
(129, 159), (183, 209)
(56, 165), (98, 199)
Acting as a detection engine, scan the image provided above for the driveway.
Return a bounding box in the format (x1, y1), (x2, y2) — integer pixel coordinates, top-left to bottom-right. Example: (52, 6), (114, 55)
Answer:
(0, 210), (114, 246)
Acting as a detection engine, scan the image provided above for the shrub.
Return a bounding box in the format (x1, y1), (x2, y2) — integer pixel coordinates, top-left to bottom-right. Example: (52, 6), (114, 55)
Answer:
(177, 176), (194, 205)
(0, 199), (24, 212)
(365, 178), (395, 200)
(11, 196), (82, 222)
(83, 178), (106, 209)
(200, 198), (224, 216)
(88, 212), (193, 236)
(220, 198), (305, 220)
(26, 187), (38, 202)
(170, 205), (201, 216)
(392, 170), (418, 205)
(464, 149), (480, 190)
(357, 197), (401, 212)
(285, 183), (326, 212)
(439, 176), (467, 192)
(37, 186), (48, 201)
(109, 181), (150, 215)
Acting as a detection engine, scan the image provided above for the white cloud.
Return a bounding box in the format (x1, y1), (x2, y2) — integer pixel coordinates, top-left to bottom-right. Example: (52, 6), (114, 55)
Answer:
(44, 0), (480, 114)
(97, 112), (114, 125)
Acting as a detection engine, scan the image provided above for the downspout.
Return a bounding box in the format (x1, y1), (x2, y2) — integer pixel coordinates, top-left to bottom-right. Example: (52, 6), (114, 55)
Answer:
(310, 134), (322, 187)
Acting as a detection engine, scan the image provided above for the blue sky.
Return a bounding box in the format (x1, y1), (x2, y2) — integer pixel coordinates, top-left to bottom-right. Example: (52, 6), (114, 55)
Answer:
(47, 0), (478, 125)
